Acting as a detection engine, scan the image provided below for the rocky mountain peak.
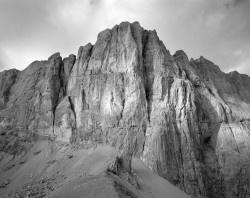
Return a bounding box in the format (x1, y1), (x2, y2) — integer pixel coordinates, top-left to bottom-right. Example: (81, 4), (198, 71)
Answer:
(0, 21), (250, 198)
(48, 52), (61, 61)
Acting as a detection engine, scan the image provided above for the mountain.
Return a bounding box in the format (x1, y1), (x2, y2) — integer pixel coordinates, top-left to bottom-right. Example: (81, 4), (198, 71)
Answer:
(0, 21), (250, 198)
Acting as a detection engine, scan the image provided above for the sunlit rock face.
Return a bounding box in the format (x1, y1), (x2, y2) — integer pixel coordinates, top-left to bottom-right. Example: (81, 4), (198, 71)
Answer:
(0, 21), (250, 198)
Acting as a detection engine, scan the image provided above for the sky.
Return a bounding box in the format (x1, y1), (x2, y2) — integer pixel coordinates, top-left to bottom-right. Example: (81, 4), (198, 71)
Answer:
(0, 0), (250, 76)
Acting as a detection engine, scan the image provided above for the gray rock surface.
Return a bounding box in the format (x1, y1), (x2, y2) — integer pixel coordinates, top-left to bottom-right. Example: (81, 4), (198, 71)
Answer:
(0, 69), (19, 110)
(0, 21), (250, 198)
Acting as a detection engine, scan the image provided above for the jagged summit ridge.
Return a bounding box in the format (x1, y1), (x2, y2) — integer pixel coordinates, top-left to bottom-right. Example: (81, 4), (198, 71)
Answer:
(0, 21), (250, 198)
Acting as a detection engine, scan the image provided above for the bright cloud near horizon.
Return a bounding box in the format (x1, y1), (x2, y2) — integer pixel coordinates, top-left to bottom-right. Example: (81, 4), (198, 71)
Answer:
(0, 0), (250, 76)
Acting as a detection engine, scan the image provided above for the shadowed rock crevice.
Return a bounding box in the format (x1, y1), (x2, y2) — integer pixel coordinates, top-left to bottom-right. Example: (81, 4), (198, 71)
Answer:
(48, 54), (63, 136)
(61, 54), (76, 95)
(141, 30), (154, 123)
(81, 89), (89, 111)
(67, 96), (77, 142)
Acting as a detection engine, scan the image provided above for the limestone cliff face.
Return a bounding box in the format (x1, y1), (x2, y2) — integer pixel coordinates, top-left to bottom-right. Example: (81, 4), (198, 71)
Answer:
(0, 53), (76, 142)
(0, 22), (250, 198)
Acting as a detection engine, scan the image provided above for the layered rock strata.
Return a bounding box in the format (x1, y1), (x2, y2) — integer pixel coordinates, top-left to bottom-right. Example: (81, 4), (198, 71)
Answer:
(0, 21), (250, 198)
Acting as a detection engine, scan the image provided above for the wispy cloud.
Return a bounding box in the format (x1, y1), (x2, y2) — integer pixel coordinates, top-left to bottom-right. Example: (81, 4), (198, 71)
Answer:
(222, 0), (247, 8)
(232, 58), (250, 75)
